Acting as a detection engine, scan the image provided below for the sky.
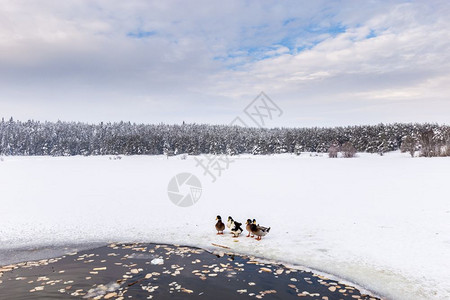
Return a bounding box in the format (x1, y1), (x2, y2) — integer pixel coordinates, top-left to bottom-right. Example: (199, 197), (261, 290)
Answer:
(0, 0), (449, 127)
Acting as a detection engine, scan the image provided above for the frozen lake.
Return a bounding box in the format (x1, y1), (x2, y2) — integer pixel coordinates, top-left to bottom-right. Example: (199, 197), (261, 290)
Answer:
(0, 153), (449, 299)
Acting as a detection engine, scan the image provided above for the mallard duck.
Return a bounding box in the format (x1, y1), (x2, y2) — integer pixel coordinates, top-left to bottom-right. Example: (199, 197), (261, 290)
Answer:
(250, 219), (271, 240)
(231, 221), (243, 237)
(215, 215), (225, 234)
(245, 219), (254, 237)
(253, 219), (270, 231)
(227, 216), (234, 230)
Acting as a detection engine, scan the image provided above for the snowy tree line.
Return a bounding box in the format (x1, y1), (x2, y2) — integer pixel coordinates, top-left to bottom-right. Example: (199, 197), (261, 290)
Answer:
(0, 118), (449, 157)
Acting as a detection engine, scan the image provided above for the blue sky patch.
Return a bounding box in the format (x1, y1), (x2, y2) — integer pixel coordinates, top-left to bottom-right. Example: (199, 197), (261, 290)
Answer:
(366, 29), (377, 39)
(216, 21), (347, 68)
(127, 30), (156, 38)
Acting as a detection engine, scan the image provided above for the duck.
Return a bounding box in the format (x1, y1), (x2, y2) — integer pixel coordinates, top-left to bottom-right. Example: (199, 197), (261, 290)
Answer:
(250, 219), (271, 240)
(245, 219), (254, 237)
(227, 216), (234, 233)
(231, 221), (243, 237)
(215, 215), (225, 234)
(253, 219), (270, 232)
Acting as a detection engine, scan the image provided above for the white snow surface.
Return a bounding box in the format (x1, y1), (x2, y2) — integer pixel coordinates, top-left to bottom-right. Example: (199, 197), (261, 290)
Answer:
(1, 153), (449, 299)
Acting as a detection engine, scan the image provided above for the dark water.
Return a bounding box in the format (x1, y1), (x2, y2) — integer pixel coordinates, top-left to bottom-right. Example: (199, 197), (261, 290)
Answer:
(0, 243), (381, 299)
(0, 243), (105, 266)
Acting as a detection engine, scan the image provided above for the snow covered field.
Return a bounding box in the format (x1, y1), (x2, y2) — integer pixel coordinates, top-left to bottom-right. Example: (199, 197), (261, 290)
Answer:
(0, 153), (449, 299)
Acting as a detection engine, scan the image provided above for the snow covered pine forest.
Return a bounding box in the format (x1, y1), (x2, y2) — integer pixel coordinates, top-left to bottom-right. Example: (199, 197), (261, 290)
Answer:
(1, 119), (450, 157)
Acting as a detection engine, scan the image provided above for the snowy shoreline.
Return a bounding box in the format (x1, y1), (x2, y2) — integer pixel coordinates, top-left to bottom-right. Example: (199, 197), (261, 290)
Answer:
(1, 153), (449, 299)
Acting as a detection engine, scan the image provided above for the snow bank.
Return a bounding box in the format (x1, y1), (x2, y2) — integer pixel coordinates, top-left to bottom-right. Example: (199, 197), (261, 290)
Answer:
(1, 153), (449, 299)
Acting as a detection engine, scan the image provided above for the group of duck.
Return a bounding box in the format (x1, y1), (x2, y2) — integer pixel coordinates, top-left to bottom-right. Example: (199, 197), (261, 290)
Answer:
(215, 216), (271, 240)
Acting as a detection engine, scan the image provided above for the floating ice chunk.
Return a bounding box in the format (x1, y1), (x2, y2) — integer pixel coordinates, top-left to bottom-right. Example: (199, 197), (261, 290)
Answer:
(83, 282), (120, 298)
(151, 258), (164, 265)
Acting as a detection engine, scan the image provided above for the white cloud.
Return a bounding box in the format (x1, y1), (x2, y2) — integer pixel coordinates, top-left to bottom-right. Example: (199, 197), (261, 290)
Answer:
(0, 0), (449, 126)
